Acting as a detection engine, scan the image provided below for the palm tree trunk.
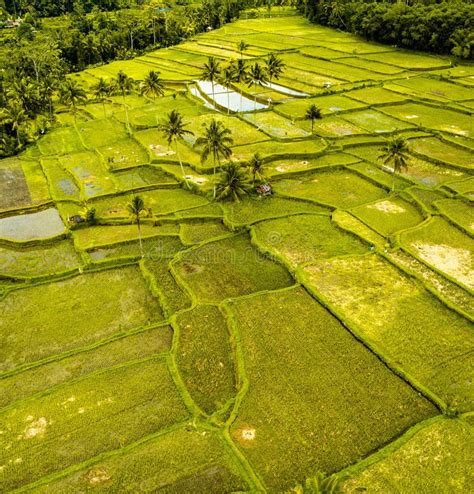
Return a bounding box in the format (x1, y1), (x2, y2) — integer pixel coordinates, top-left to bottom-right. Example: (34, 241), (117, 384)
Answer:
(392, 172), (396, 192)
(227, 91), (230, 115)
(213, 157), (217, 199)
(137, 219), (144, 258)
(213, 152), (220, 199)
(102, 100), (107, 119)
(212, 80), (215, 106)
(123, 94), (131, 134)
(176, 141), (190, 189)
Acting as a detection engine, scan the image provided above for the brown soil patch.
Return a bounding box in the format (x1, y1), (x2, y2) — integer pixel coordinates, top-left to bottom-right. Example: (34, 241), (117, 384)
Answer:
(367, 200), (406, 214)
(275, 160), (311, 172)
(233, 424), (257, 445)
(23, 417), (48, 439)
(412, 242), (473, 289)
(182, 262), (203, 275)
(84, 467), (111, 486)
(149, 144), (176, 157)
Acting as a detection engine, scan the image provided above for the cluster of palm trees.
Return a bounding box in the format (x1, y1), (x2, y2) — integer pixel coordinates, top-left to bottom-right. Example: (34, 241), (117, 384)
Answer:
(1, 74), (59, 154)
(199, 43), (286, 113)
(157, 108), (266, 201)
(59, 69), (165, 130)
(126, 151), (263, 256)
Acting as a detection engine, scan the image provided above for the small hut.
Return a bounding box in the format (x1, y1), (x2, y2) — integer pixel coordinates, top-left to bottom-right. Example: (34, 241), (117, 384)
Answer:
(256, 184), (272, 197)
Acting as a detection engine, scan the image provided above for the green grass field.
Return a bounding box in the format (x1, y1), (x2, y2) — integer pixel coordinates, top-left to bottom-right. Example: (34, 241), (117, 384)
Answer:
(303, 254), (474, 411)
(174, 234), (294, 302)
(1, 11), (472, 493)
(227, 287), (436, 491)
(176, 305), (236, 415)
(342, 417), (473, 493)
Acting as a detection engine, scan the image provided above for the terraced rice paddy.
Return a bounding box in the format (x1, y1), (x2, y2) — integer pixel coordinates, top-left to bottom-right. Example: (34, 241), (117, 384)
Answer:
(0, 12), (472, 493)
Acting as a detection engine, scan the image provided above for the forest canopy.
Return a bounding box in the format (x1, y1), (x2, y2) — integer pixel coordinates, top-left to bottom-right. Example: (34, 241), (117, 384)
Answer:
(297, 0), (474, 59)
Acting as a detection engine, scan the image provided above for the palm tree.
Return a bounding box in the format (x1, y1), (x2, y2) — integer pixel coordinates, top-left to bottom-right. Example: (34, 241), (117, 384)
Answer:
(158, 109), (194, 188)
(287, 472), (342, 494)
(91, 77), (111, 118)
(140, 70), (165, 100)
(305, 104), (322, 133)
(115, 70), (135, 133)
(7, 77), (37, 116)
(0, 100), (28, 147)
(127, 195), (147, 258)
(237, 40), (249, 59)
(231, 59), (248, 112)
(216, 162), (252, 202)
(219, 64), (236, 114)
(265, 53), (285, 86)
(323, 0), (347, 29)
(378, 136), (410, 191)
(39, 75), (56, 122)
(59, 79), (87, 123)
(200, 57), (221, 105)
(195, 119), (233, 198)
(248, 152), (265, 185)
(247, 63), (268, 112)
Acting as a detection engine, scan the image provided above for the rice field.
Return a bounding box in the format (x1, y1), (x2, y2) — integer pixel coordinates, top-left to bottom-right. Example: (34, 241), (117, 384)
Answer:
(1, 11), (472, 494)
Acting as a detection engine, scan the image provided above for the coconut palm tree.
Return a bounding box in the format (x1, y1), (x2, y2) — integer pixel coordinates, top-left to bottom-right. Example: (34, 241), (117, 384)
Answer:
(230, 58), (248, 112)
(237, 40), (249, 59)
(91, 77), (111, 118)
(216, 162), (252, 202)
(247, 62), (268, 112)
(114, 70), (135, 133)
(7, 77), (38, 117)
(378, 136), (410, 191)
(0, 100), (28, 147)
(127, 195), (147, 258)
(305, 104), (322, 133)
(219, 64), (236, 114)
(265, 52), (285, 86)
(39, 74), (56, 122)
(200, 56), (221, 105)
(323, 0), (347, 28)
(248, 152), (265, 186)
(140, 70), (165, 100)
(59, 79), (87, 123)
(194, 118), (233, 198)
(287, 472), (342, 494)
(158, 109), (194, 188)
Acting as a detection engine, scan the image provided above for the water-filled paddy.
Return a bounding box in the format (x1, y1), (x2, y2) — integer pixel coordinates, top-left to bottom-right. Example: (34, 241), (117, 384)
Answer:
(0, 208), (65, 241)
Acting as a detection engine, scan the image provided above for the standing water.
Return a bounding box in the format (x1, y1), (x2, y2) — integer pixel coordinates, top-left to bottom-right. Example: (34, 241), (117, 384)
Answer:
(0, 208), (66, 241)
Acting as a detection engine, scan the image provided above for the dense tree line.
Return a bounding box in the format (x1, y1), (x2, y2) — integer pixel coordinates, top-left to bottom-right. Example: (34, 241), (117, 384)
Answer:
(2, 0), (125, 18)
(297, 0), (474, 59)
(0, 0), (244, 157)
(2, 0), (244, 70)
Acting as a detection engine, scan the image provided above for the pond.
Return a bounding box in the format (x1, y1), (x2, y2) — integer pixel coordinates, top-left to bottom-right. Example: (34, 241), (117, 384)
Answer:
(190, 87), (218, 110)
(0, 208), (66, 241)
(195, 81), (268, 113)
